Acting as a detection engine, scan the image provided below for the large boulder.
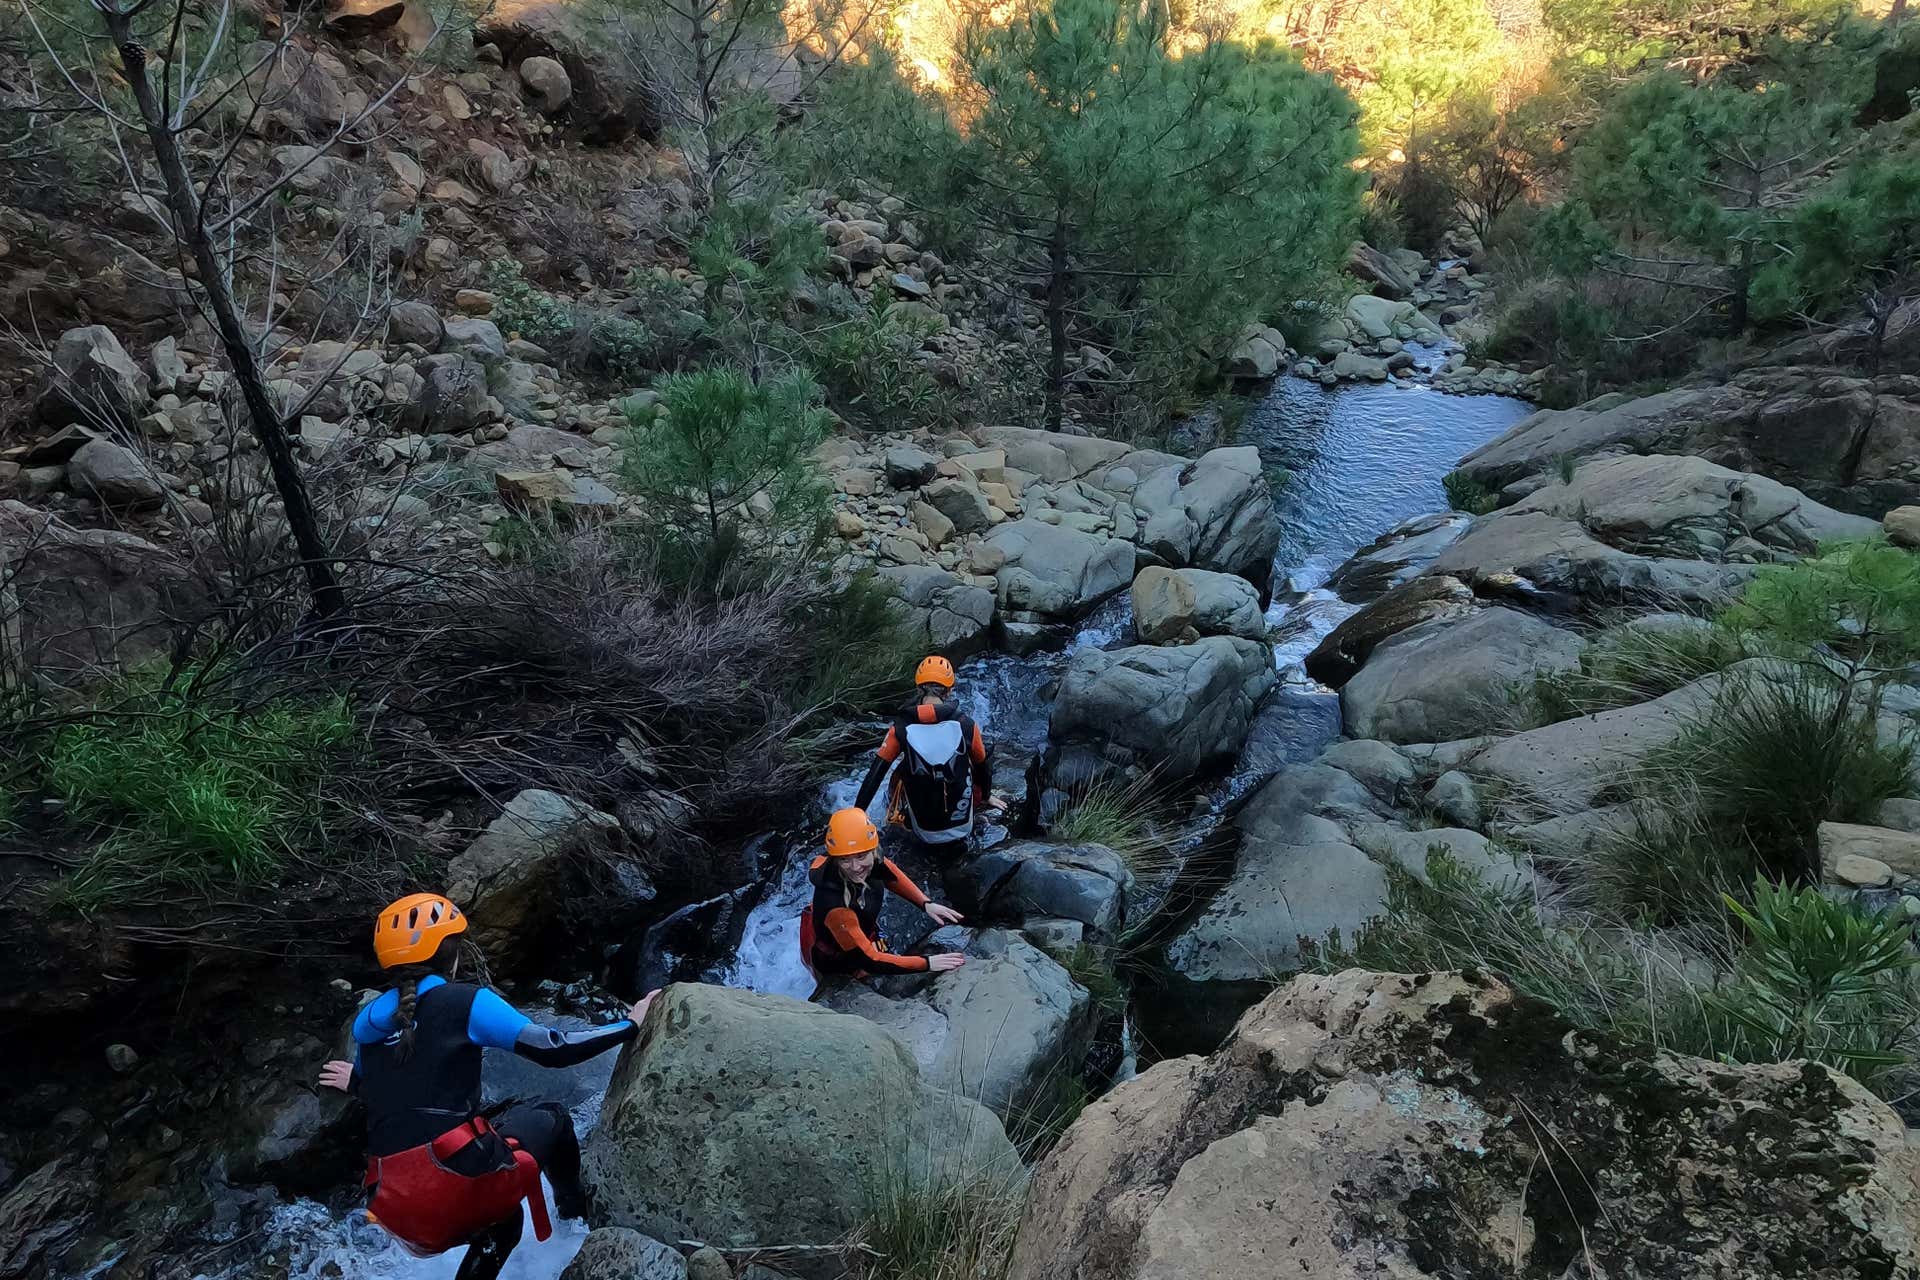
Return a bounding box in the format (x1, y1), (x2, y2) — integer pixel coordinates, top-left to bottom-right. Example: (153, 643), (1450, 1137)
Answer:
(877, 565), (995, 660)
(1010, 969), (1920, 1280)
(1341, 606), (1583, 743)
(1346, 241), (1417, 299)
(1455, 369), (1920, 516)
(1050, 637), (1277, 780)
(945, 841), (1132, 937)
(1130, 566), (1265, 644)
(1224, 324), (1287, 379)
(1129, 447), (1280, 592)
(1345, 294), (1442, 343)
(821, 930), (1094, 1120)
(922, 477), (993, 534)
(1323, 511), (1473, 602)
(984, 518), (1133, 622)
(0, 501), (201, 683)
(445, 789), (622, 969)
(581, 984), (1019, 1250)
(35, 325), (152, 428)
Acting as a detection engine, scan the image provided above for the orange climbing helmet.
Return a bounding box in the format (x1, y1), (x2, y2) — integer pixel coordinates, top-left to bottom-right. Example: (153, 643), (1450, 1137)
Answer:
(825, 806), (880, 857)
(914, 655), (956, 689)
(374, 893), (468, 969)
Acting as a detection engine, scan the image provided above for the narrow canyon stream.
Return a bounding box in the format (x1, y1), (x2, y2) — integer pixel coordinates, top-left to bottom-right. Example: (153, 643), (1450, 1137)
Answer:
(252, 354), (1533, 1280)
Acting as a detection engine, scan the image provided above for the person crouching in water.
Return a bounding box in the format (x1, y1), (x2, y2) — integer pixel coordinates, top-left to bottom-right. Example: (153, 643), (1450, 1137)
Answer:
(852, 655), (1005, 855)
(801, 807), (968, 982)
(316, 893), (658, 1280)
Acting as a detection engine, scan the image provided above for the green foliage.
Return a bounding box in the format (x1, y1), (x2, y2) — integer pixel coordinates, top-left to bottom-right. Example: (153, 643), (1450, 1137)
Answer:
(1752, 145), (1920, 324)
(1358, 190), (1406, 252)
(798, 287), (954, 432)
(1441, 471), (1499, 515)
(1002, 1068), (1093, 1160)
(1720, 539), (1920, 670)
(1712, 879), (1920, 1080)
(42, 675), (358, 908)
(617, 365), (833, 583)
(825, 0), (1362, 424)
(485, 262), (679, 387)
(782, 571), (922, 722)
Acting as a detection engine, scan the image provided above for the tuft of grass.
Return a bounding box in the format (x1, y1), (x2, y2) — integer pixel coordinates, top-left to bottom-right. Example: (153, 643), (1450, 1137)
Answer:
(1051, 773), (1178, 878)
(41, 674), (359, 909)
(1441, 471), (1500, 515)
(1002, 1068), (1092, 1162)
(851, 1174), (1023, 1280)
(1637, 668), (1915, 887)
(1058, 943), (1127, 1019)
(1526, 618), (1747, 724)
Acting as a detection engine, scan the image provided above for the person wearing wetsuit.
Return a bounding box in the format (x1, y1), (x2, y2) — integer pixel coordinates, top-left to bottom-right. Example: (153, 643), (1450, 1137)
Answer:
(800, 807), (968, 981)
(316, 893), (657, 1280)
(852, 655), (1005, 853)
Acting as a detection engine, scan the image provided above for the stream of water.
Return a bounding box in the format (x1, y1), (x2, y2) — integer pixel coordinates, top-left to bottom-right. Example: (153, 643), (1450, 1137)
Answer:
(250, 365), (1531, 1280)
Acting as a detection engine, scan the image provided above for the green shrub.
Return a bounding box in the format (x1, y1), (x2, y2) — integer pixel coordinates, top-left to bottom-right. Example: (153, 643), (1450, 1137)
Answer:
(1441, 471), (1499, 515)
(782, 571), (922, 724)
(486, 262), (680, 387)
(1719, 539), (1920, 670)
(1710, 879), (1920, 1084)
(1359, 189), (1406, 251)
(43, 676), (358, 908)
(798, 288), (953, 433)
(617, 365), (833, 586)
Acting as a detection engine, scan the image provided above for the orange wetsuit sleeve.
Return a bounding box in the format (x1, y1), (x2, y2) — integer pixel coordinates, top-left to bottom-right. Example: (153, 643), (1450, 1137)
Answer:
(822, 906), (929, 973)
(969, 723), (990, 802)
(876, 727), (901, 763)
(878, 858), (930, 909)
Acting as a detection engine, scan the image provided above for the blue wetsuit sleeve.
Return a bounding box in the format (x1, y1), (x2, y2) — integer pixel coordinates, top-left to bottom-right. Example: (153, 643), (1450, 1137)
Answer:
(353, 990), (401, 1044)
(466, 987), (534, 1051)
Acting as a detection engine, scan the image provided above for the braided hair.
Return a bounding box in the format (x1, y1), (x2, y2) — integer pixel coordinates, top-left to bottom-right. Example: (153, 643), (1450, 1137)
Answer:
(384, 935), (490, 1060)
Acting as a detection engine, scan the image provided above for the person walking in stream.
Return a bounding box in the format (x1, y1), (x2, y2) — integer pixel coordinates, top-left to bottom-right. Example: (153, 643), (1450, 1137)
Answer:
(316, 893), (658, 1280)
(800, 807), (968, 983)
(852, 654), (1006, 855)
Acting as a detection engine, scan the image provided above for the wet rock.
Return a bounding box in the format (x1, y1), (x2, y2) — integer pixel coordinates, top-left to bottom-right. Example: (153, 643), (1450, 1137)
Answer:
(1888, 505), (1920, 549)
(821, 930), (1094, 1120)
(1051, 637), (1276, 781)
(985, 519), (1133, 621)
(36, 325), (151, 428)
(582, 984), (1019, 1250)
(1303, 574), (1475, 687)
(559, 1227), (686, 1280)
(1341, 606), (1582, 743)
(0, 1158), (98, 1278)
(1130, 566), (1264, 644)
(1009, 969), (1920, 1280)
(877, 565), (996, 660)
(946, 841), (1131, 937)
(1323, 512), (1472, 603)
(67, 439), (166, 509)
(446, 789), (621, 969)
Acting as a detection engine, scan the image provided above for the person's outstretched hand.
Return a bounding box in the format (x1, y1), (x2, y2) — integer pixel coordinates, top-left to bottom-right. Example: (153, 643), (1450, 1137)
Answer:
(317, 1060), (354, 1093)
(628, 989), (661, 1025)
(986, 794), (1010, 813)
(924, 902), (965, 927)
(927, 952), (967, 973)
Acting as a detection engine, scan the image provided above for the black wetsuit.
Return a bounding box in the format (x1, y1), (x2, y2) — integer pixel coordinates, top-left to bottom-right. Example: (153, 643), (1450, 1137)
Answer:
(350, 977), (634, 1279)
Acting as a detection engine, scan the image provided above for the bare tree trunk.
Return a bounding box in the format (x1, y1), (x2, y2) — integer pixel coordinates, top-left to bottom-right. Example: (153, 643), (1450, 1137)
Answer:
(1045, 216), (1069, 433)
(108, 22), (346, 619)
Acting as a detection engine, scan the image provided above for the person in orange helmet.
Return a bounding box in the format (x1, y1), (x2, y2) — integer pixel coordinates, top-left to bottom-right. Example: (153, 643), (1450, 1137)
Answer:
(315, 893), (658, 1280)
(800, 807), (968, 981)
(852, 654), (1006, 853)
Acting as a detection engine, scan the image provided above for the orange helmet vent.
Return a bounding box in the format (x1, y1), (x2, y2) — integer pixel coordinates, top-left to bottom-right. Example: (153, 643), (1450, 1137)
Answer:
(914, 655), (955, 689)
(374, 892), (468, 969)
(825, 807), (879, 857)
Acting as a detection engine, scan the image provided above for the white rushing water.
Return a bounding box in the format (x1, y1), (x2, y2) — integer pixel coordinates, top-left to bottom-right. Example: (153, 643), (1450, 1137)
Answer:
(254, 363), (1531, 1280)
